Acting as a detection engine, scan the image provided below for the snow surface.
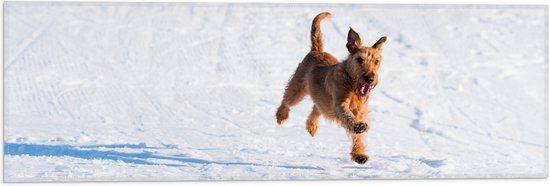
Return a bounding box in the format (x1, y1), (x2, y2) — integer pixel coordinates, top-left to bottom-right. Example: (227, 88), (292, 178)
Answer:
(3, 2), (548, 182)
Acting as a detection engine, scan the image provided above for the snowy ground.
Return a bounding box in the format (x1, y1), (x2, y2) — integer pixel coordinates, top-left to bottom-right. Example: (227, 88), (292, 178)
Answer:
(3, 2), (548, 182)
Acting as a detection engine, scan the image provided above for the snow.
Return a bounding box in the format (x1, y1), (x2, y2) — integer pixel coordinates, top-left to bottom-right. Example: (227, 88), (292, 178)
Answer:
(3, 2), (548, 182)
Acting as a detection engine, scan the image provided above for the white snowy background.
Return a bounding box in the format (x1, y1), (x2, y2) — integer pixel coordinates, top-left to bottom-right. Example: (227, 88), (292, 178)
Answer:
(3, 2), (548, 182)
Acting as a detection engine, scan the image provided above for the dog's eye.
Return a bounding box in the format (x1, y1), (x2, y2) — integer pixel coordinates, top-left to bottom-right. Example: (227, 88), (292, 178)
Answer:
(356, 58), (364, 64)
(374, 60), (380, 65)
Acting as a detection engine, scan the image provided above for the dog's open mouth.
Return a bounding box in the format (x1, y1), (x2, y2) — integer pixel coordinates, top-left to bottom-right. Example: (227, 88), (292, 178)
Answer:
(358, 83), (374, 96)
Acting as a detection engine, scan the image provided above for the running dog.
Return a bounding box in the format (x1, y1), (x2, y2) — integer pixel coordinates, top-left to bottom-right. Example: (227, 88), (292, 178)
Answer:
(275, 12), (387, 164)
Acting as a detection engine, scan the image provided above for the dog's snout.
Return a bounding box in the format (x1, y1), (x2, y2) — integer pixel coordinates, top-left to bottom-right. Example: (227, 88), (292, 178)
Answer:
(364, 75), (375, 84)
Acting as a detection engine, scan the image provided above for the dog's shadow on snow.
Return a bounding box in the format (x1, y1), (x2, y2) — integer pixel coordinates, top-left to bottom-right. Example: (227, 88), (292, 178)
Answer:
(4, 143), (324, 170)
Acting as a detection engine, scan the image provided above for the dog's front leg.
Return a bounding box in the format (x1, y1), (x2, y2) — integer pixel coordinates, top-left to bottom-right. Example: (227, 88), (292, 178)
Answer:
(333, 96), (369, 164)
(350, 133), (368, 164)
(333, 95), (368, 134)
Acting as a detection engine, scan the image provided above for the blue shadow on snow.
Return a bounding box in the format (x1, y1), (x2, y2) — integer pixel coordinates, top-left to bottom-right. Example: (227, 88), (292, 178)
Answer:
(4, 143), (324, 170)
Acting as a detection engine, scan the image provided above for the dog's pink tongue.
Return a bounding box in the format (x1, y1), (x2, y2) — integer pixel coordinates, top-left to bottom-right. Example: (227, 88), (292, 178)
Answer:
(360, 84), (369, 95)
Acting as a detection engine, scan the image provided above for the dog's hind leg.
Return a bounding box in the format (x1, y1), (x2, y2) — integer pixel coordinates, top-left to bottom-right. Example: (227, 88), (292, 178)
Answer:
(306, 105), (321, 136)
(276, 66), (308, 125)
(350, 133), (369, 164)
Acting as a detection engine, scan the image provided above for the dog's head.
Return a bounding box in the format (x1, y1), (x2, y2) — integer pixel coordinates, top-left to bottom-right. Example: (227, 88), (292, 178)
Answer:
(345, 27), (386, 97)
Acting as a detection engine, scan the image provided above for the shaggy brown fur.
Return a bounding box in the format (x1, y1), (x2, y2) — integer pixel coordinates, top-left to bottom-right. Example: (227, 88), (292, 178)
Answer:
(276, 12), (387, 164)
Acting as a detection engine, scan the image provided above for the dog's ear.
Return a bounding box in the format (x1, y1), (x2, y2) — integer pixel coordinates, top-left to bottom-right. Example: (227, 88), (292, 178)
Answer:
(346, 27), (362, 53)
(372, 36), (387, 49)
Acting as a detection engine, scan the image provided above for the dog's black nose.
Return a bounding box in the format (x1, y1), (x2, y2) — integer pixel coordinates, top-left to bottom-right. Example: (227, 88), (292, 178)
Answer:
(364, 75), (375, 84)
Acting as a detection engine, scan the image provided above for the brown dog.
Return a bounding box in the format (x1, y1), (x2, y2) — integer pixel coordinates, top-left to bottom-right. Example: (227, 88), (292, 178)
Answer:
(276, 12), (386, 164)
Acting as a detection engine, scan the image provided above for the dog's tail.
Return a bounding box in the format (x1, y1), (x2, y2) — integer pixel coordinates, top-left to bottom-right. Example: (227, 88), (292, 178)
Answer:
(310, 12), (332, 52)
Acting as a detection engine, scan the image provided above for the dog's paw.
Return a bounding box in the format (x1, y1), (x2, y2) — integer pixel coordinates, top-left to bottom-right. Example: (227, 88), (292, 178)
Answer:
(352, 154), (369, 164)
(306, 122), (318, 137)
(276, 105), (289, 125)
(353, 122), (368, 133)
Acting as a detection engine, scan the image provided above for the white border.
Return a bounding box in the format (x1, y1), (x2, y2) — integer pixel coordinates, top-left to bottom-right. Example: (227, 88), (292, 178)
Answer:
(1, 0), (549, 4)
